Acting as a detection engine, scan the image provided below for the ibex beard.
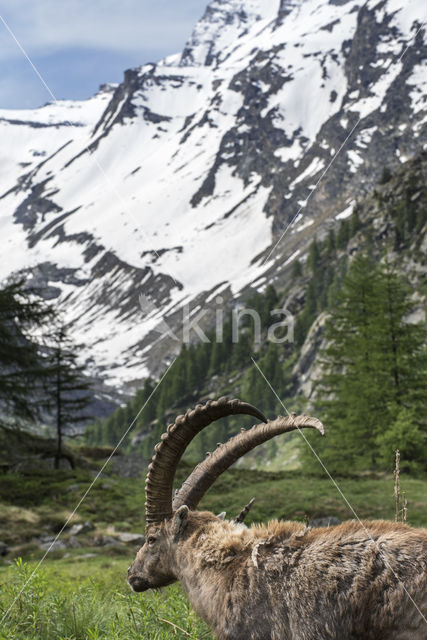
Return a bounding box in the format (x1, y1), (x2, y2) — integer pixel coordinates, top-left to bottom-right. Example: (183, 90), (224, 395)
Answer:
(128, 398), (427, 640)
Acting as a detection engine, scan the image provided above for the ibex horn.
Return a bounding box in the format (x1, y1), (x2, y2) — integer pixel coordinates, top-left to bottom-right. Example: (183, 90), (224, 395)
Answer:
(145, 397), (267, 525)
(173, 413), (324, 512)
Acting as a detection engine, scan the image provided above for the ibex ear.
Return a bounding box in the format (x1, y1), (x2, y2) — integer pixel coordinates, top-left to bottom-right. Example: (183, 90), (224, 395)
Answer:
(172, 505), (189, 540)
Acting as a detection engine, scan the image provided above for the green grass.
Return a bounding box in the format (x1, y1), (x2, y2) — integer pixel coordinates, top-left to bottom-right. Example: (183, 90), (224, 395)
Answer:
(0, 557), (213, 640)
(1, 466), (426, 552)
(200, 468), (427, 527)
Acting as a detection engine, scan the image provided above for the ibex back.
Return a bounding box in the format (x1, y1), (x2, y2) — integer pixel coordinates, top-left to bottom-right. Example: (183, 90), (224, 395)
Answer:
(128, 397), (427, 640)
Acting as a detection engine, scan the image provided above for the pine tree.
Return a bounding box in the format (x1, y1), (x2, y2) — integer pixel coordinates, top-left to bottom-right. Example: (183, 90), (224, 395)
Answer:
(337, 220), (350, 249)
(374, 259), (427, 411)
(136, 377), (157, 424)
(262, 285), (279, 327)
(326, 229), (336, 256)
(208, 340), (222, 376)
(0, 279), (53, 420)
(261, 342), (281, 391)
(379, 166), (392, 184)
(303, 254), (426, 474)
(186, 345), (200, 391)
(231, 329), (252, 368)
(45, 324), (92, 468)
(171, 346), (188, 399)
(291, 259), (303, 278)
(350, 206), (362, 236)
(156, 384), (169, 421)
(307, 238), (321, 271)
(221, 318), (234, 369)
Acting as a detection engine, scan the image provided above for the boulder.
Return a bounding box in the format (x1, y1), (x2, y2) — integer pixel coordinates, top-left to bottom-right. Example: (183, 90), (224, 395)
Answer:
(68, 521), (94, 536)
(116, 532), (145, 545)
(117, 533), (145, 546)
(98, 535), (120, 547)
(39, 539), (66, 551)
(67, 536), (81, 548)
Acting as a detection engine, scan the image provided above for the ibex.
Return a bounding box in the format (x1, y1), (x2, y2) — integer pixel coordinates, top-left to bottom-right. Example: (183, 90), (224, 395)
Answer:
(128, 397), (427, 640)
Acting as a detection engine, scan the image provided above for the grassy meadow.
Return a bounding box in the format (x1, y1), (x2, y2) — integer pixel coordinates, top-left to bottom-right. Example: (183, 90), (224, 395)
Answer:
(1, 465), (426, 639)
(0, 556), (212, 640)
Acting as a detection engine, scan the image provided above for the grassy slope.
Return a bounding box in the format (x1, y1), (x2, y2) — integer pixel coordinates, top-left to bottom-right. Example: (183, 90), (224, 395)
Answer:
(1, 467), (426, 639)
(1, 465), (426, 551)
(0, 462), (426, 541)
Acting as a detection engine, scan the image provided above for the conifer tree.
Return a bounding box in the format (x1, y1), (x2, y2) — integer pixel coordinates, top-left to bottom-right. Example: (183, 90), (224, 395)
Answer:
(262, 285), (279, 327)
(45, 324), (92, 468)
(262, 342), (282, 392)
(350, 206), (362, 236)
(379, 166), (392, 184)
(208, 340), (222, 376)
(231, 329), (252, 368)
(134, 377), (157, 426)
(291, 259), (303, 278)
(307, 238), (321, 271)
(326, 229), (336, 256)
(303, 254), (426, 474)
(185, 345), (200, 390)
(337, 220), (350, 249)
(0, 279), (53, 420)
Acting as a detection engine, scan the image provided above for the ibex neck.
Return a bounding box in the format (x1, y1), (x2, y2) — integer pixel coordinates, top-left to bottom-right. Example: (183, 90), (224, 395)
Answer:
(172, 518), (277, 639)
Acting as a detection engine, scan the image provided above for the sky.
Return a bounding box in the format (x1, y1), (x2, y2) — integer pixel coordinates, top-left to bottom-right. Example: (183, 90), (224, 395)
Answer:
(0, 0), (208, 110)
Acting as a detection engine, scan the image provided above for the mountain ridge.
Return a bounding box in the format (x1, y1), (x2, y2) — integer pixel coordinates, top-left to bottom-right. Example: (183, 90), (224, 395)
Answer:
(0, 0), (425, 402)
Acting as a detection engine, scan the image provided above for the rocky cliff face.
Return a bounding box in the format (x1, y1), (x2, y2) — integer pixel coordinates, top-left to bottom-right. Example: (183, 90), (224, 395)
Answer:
(0, 0), (425, 400)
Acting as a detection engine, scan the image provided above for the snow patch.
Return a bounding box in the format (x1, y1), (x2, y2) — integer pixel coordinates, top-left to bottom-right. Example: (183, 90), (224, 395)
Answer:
(291, 157), (325, 186)
(336, 201), (355, 220)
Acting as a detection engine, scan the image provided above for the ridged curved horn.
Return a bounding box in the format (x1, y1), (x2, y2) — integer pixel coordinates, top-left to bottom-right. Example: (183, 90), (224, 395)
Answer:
(145, 397), (267, 525)
(172, 413), (324, 512)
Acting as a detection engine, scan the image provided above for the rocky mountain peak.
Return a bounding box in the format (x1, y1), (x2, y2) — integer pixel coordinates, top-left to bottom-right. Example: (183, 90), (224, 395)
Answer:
(180, 0), (282, 67)
(0, 0), (425, 402)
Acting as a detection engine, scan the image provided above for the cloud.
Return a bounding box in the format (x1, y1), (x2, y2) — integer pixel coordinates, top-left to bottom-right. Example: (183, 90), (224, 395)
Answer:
(0, 0), (207, 61)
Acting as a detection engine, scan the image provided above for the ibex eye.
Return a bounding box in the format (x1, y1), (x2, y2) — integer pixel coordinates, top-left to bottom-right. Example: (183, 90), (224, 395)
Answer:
(147, 536), (156, 544)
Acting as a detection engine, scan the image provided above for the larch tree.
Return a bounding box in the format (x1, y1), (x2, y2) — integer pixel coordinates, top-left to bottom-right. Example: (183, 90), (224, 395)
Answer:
(45, 324), (92, 469)
(303, 254), (426, 474)
(0, 279), (53, 422)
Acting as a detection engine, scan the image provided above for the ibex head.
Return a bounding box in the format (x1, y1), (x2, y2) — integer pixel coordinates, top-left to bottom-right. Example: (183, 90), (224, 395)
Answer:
(128, 397), (324, 592)
(128, 505), (190, 591)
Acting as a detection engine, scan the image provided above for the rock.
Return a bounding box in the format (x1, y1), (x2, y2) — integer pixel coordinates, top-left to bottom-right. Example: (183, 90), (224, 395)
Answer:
(101, 535), (120, 546)
(0, 541), (9, 556)
(116, 532), (145, 545)
(67, 484), (80, 493)
(67, 536), (81, 548)
(309, 517), (341, 528)
(292, 312), (327, 399)
(39, 539), (67, 551)
(93, 534), (123, 547)
(39, 535), (55, 544)
(68, 521), (94, 536)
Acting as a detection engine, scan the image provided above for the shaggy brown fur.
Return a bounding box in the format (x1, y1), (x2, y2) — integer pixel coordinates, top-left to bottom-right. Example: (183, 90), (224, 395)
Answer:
(128, 510), (427, 640)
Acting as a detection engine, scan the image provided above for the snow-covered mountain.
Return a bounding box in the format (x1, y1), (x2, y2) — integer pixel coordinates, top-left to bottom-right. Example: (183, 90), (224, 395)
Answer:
(0, 0), (426, 395)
